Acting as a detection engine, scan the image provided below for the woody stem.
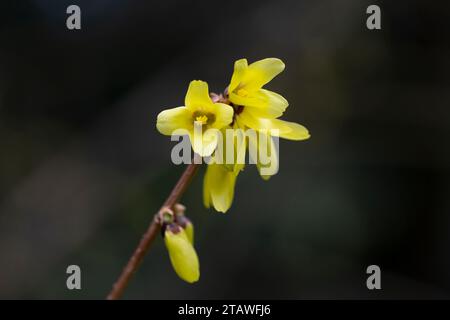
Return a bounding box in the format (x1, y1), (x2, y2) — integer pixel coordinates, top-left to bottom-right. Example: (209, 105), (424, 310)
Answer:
(106, 162), (200, 300)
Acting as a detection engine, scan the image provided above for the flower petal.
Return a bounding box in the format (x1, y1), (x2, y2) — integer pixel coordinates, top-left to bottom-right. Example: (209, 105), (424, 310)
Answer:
(247, 131), (279, 179)
(211, 103), (234, 129)
(185, 80), (214, 112)
(239, 112), (310, 141)
(240, 89), (288, 119)
(241, 58), (285, 91)
(203, 164), (237, 213)
(233, 127), (247, 174)
(228, 90), (266, 109)
(228, 59), (248, 93)
(190, 127), (219, 157)
(156, 106), (193, 135)
(236, 110), (267, 131)
(271, 119), (310, 140)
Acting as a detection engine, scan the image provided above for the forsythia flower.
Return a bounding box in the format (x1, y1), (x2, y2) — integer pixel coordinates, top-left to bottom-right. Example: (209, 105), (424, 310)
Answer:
(155, 58), (309, 215)
(156, 80), (234, 157)
(203, 58), (310, 212)
(155, 58), (310, 284)
(164, 224), (199, 283)
(229, 58), (310, 143)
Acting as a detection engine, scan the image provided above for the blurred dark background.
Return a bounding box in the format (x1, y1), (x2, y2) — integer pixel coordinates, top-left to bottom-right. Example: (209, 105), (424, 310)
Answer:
(0, 0), (449, 299)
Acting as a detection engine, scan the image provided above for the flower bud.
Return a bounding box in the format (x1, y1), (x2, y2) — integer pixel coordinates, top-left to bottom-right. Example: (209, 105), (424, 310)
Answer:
(164, 225), (200, 283)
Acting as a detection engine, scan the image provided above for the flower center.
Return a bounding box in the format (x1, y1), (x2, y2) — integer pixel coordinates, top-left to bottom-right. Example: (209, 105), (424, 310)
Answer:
(237, 88), (249, 97)
(195, 115), (208, 125)
(192, 112), (215, 126)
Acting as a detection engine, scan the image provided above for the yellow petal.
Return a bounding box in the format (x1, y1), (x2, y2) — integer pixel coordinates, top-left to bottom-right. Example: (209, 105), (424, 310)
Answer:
(271, 119), (310, 140)
(229, 89), (266, 109)
(247, 131), (279, 179)
(233, 127), (247, 174)
(241, 58), (285, 91)
(156, 106), (193, 135)
(164, 228), (200, 283)
(211, 103), (234, 129)
(236, 111), (267, 131)
(228, 59), (248, 93)
(190, 128), (218, 157)
(239, 112), (310, 141)
(237, 89), (288, 119)
(185, 80), (214, 112)
(203, 164), (237, 213)
(260, 89), (288, 116)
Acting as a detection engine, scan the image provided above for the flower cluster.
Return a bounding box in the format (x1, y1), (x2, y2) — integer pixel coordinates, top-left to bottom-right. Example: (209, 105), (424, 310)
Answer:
(156, 58), (310, 282)
(158, 58), (310, 212)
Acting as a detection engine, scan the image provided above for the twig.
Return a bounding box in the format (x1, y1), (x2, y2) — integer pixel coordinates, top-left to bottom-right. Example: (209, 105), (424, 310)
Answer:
(107, 162), (200, 300)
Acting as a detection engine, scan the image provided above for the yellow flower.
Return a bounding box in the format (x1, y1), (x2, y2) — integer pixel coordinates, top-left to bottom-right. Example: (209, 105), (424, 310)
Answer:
(228, 58), (310, 142)
(164, 225), (200, 283)
(157, 80), (234, 157)
(228, 58), (310, 179)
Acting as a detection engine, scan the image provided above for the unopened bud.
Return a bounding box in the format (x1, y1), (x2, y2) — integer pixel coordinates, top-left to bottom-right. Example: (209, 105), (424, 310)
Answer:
(164, 226), (200, 283)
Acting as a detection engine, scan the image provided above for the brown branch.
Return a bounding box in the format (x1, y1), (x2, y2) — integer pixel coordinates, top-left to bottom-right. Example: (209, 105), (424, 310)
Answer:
(106, 162), (200, 300)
